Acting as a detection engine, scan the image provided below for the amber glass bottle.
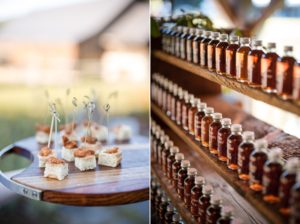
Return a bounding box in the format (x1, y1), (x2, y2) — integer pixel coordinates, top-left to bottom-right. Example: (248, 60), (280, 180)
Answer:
(162, 140), (174, 175)
(201, 107), (214, 148)
(248, 40), (264, 88)
(293, 61), (300, 103)
(182, 93), (194, 131)
(218, 118), (231, 162)
(217, 207), (234, 224)
(279, 157), (299, 215)
(207, 32), (220, 72)
(191, 176), (205, 218)
(236, 37), (251, 83)
(198, 185), (213, 223)
(290, 172), (300, 224)
(194, 102), (207, 142)
(153, 130), (162, 162)
(172, 153), (184, 189)
(184, 168), (198, 209)
(200, 31), (212, 68)
(176, 89), (185, 126)
(186, 28), (196, 62)
(167, 146), (180, 182)
(209, 113), (223, 155)
(171, 84), (178, 121)
(157, 75), (163, 107)
(159, 195), (169, 222)
(180, 27), (189, 60)
(261, 42), (278, 93)
(151, 179), (158, 212)
(206, 197), (222, 224)
(175, 26), (183, 57)
(277, 46), (296, 100)
(171, 213), (184, 224)
(162, 78), (169, 112)
(227, 124), (243, 171)
(155, 188), (163, 216)
(157, 135), (169, 164)
(225, 35), (239, 78)
(216, 34), (229, 75)
(238, 131), (255, 181)
(164, 205), (175, 223)
(193, 29), (204, 64)
(263, 148), (284, 203)
(177, 160), (190, 199)
(249, 139), (268, 192)
(188, 98), (200, 136)
(170, 26), (178, 55)
(166, 81), (174, 116)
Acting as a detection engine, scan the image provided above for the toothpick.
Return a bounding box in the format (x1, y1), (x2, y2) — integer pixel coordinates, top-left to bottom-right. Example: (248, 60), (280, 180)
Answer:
(71, 97), (77, 133)
(65, 89), (70, 124)
(48, 103), (60, 149)
(103, 103), (110, 141)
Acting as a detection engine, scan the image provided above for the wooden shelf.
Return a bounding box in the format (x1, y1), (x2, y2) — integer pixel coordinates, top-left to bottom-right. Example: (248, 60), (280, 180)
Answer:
(153, 50), (300, 117)
(152, 103), (287, 224)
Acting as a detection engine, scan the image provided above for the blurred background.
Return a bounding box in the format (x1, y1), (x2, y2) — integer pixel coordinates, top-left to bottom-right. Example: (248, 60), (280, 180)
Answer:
(151, 0), (300, 138)
(0, 0), (149, 223)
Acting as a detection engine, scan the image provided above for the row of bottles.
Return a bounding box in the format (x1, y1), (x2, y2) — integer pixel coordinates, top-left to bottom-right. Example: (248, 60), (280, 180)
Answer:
(151, 74), (300, 221)
(161, 26), (300, 103)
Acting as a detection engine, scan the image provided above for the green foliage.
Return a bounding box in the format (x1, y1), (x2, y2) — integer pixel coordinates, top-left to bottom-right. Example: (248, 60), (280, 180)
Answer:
(176, 12), (214, 30)
(151, 17), (161, 38)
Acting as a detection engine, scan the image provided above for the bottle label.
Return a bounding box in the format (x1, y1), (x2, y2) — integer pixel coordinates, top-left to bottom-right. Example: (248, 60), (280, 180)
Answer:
(200, 43), (206, 65)
(180, 39), (186, 59)
(236, 52), (246, 79)
(193, 40), (199, 63)
(261, 58), (273, 87)
(216, 48), (221, 71)
(277, 61), (292, 95)
(187, 39), (192, 62)
(176, 38), (180, 56)
(207, 45), (213, 68)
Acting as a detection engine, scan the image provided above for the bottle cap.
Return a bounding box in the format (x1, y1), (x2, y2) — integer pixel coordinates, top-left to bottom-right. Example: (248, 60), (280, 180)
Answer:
(268, 147), (282, 161)
(170, 146), (179, 154)
(183, 27), (189, 33)
(220, 33), (228, 41)
(212, 113), (222, 120)
(189, 94), (194, 101)
(284, 46), (293, 52)
(177, 88), (183, 97)
(212, 32), (220, 39)
(177, 26), (183, 32)
(240, 37), (250, 44)
(195, 29), (204, 36)
(164, 140), (174, 149)
(195, 176), (205, 185)
(202, 185), (213, 195)
(189, 28), (196, 35)
(230, 35), (239, 42)
(198, 102), (207, 110)
(205, 107), (214, 114)
(254, 139), (268, 150)
(187, 167), (198, 175)
(172, 213), (180, 222)
(160, 135), (169, 143)
(222, 206), (234, 217)
(285, 157), (299, 173)
(161, 195), (168, 202)
(242, 131), (255, 141)
(181, 159), (190, 168)
(221, 118), (231, 125)
(156, 188), (162, 195)
(231, 124), (242, 132)
(253, 40), (262, 46)
(210, 195), (222, 205)
(204, 31), (212, 38)
(175, 152), (184, 160)
(168, 81), (174, 90)
(267, 42), (276, 49)
(166, 204), (174, 212)
(159, 129), (165, 136)
(173, 85), (178, 94)
(194, 98), (201, 106)
(155, 130), (160, 139)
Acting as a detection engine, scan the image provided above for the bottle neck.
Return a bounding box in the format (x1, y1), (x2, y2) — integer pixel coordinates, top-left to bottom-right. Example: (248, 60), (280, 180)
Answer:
(232, 131), (241, 135)
(213, 118), (221, 122)
(230, 40), (239, 45)
(284, 50), (293, 57)
(253, 45), (263, 50)
(267, 47), (276, 53)
(223, 124), (231, 128)
(241, 42), (250, 47)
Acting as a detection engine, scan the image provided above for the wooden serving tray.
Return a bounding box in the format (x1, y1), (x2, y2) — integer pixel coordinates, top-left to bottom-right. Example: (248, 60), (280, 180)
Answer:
(0, 136), (149, 206)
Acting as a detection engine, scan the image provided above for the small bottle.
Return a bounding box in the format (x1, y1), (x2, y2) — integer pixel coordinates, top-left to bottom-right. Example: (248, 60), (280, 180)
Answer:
(209, 113), (223, 155)
(217, 118), (231, 162)
(193, 29), (204, 64)
(217, 207), (234, 224)
(182, 94), (194, 131)
(186, 28), (196, 62)
(172, 153), (185, 190)
(162, 78), (169, 112)
(201, 107), (215, 148)
(194, 102), (207, 142)
(227, 124), (243, 171)
(171, 213), (184, 224)
(236, 37), (251, 83)
(188, 98), (200, 136)
(157, 75), (164, 107)
(206, 196), (222, 224)
(151, 179), (158, 211)
(170, 26), (178, 55)
(225, 35), (240, 78)
(177, 160), (191, 200)
(157, 135), (170, 165)
(176, 88), (185, 126)
(191, 176), (205, 218)
(175, 26), (183, 58)
(180, 27), (189, 60)
(279, 157), (299, 215)
(166, 81), (174, 116)
(238, 131), (255, 181)
(167, 146), (180, 181)
(216, 33), (229, 75)
(159, 195), (169, 222)
(184, 168), (198, 209)
(207, 32), (220, 72)
(248, 40), (264, 87)
(261, 42), (279, 93)
(290, 172), (300, 224)
(293, 61), (300, 103)
(161, 140), (174, 173)
(200, 31), (212, 68)
(171, 84), (178, 121)
(164, 204), (175, 223)
(155, 188), (163, 216)
(249, 139), (268, 192)
(277, 46), (296, 100)
(263, 148), (284, 203)
(198, 185), (213, 223)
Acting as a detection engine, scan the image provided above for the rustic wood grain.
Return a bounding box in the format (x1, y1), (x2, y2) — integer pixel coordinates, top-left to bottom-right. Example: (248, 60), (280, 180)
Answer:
(152, 103), (291, 224)
(153, 50), (300, 117)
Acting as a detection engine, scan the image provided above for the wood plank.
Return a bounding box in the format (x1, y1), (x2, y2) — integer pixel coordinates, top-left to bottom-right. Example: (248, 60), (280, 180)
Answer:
(153, 50), (300, 117)
(152, 103), (289, 224)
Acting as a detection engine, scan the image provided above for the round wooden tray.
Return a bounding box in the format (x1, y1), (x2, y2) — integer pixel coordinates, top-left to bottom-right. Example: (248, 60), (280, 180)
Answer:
(0, 136), (149, 206)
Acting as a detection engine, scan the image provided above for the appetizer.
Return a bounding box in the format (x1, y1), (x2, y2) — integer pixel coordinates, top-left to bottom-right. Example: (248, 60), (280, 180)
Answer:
(74, 148), (96, 171)
(98, 147), (122, 167)
(80, 135), (101, 154)
(61, 136), (78, 162)
(38, 146), (56, 168)
(113, 125), (132, 143)
(35, 124), (52, 144)
(44, 157), (68, 180)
